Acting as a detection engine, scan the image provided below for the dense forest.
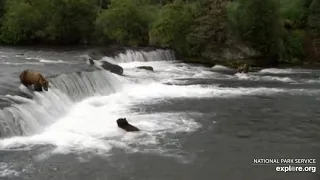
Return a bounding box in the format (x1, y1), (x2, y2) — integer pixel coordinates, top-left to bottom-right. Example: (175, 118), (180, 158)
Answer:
(0, 0), (319, 67)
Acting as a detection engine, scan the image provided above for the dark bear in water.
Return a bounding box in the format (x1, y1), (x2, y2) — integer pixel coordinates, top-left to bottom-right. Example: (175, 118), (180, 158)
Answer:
(88, 57), (124, 75)
(137, 66), (154, 71)
(116, 118), (140, 132)
(19, 69), (49, 91)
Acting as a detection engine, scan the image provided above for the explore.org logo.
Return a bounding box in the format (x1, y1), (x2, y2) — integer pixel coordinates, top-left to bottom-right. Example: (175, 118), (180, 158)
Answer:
(252, 158), (317, 173)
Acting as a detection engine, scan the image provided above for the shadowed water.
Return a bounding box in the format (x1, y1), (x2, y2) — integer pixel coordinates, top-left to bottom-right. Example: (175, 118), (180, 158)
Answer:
(0, 47), (319, 180)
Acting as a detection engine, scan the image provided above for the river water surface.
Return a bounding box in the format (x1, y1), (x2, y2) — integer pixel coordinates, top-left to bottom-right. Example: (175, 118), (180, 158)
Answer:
(0, 46), (319, 180)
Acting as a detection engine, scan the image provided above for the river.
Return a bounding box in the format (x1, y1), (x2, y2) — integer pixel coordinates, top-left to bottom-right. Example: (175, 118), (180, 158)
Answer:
(0, 46), (319, 180)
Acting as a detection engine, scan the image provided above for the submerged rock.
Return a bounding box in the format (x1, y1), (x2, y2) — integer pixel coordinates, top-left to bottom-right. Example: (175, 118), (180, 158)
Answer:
(136, 66), (154, 71)
(236, 130), (252, 138)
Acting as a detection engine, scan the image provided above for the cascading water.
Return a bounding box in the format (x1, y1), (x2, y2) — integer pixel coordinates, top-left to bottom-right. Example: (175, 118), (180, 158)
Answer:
(0, 49), (176, 139)
(101, 49), (176, 63)
(0, 70), (123, 138)
(49, 70), (123, 101)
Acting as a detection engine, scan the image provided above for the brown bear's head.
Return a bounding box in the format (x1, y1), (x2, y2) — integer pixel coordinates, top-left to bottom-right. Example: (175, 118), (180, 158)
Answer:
(39, 76), (49, 91)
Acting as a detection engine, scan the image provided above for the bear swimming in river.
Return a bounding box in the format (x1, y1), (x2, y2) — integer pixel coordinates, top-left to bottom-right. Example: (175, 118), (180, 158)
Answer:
(117, 118), (140, 132)
(19, 69), (49, 91)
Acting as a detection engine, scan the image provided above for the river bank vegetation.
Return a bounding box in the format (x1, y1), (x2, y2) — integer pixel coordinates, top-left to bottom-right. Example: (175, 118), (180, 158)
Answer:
(0, 0), (319, 67)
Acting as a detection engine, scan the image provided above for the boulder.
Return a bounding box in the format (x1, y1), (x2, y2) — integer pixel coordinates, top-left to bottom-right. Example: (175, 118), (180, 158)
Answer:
(87, 57), (124, 75)
(100, 61), (124, 75)
(136, 66), (154, 71)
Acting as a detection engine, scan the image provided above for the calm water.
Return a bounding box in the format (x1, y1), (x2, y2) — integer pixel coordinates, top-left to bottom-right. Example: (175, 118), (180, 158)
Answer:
(0, 46), (319, 180)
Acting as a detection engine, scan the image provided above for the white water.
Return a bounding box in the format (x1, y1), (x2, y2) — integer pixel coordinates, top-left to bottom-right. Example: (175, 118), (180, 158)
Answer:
(0, 162), (20, 178)
(259, 68), (312, 74)
(1, 50), (319, 161)
(211, 65), (234, 71)
(235, 73), (296, 83)
(0, 70), (122, 138)
(113, 49), (175, 62)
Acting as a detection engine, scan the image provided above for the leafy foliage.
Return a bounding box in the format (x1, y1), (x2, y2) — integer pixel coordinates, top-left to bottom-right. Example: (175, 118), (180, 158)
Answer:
(0, 0), (96, 44)
(279, 30), (305, 63)
(280, 0), (313, 30)
(0, 0), (318, 65)
(95, 0), (149, 46)
(187, 0), (227, 57)
(308, 0), (320, 33)
(38, 0), (97, 44)
(230, 0), (282, 57)
(0, 1), (41, 44)
(149, 0), (194, 54)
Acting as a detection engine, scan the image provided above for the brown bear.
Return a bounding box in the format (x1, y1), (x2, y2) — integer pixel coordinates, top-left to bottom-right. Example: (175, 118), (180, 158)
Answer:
(19, 69), (49, 92)
(116, 118), (140, 132)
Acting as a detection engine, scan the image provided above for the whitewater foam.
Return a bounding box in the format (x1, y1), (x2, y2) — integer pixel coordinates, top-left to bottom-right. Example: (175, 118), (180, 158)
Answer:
(0, 85), (73, 137)
(0, 69), (123, 138)
(120, 61), (221, 85)
(39, 59), (67, 64)
(2, 49), (320, 168)
(114, 49), (175, 63)
(211, 65), (234, 71)
(0, 76), (306, 153)
(0, 162), (20, 178)
(235, 73), (296, 83)
(259, 68), (311, 74)
(0, 89), (203, 158)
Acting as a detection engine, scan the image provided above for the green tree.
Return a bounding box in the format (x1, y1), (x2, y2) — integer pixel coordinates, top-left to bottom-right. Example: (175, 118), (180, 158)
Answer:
(0, 1), (42, 44)
(0, 0), (4, 18)
(0, 0), (97, 44)
(149, 0), (194, 54)
(229, 0), (282, 58)
(37, 0), (97, 44)
(279, 0), (312, 29)
(308, 0), (320, 34)
(187, 0), (228, 57)
(95, 0), (149, 46)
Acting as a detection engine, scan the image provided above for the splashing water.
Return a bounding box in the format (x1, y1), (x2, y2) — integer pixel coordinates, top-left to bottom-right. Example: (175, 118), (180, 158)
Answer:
(1, 49), (319, 162)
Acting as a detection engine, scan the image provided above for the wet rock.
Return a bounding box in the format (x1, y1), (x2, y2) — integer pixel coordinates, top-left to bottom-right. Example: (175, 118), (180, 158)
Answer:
(136, 66), (154, 71)
(236, 130), (252, 138)
(100, 61), (124, 75)
(87, 57), (124, 75)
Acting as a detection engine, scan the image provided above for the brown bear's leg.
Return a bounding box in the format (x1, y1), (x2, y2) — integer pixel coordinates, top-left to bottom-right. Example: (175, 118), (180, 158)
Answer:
(34, 84), (43, 92)
(20, 70), (32, 86)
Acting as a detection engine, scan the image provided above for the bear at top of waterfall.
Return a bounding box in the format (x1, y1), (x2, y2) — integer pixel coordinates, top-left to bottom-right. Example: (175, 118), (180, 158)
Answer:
(19, 69), (49, 92)
(116, 118), (140, 132)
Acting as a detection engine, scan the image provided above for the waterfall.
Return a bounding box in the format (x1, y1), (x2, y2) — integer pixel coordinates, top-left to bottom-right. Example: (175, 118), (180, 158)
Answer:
(49, 70), (122, 101)
(0, 49), (176, 138)
(0, 70), (123, 138)
(101, 49), (176, 63)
